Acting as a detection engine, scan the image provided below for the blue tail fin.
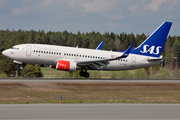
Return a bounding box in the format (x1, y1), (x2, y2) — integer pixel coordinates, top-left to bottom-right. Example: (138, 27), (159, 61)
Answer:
(131, 22), (172, 57)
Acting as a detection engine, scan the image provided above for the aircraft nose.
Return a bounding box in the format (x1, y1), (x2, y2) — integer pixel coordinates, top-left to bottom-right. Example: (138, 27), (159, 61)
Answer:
(2, 50), (9, 57)
(2, 50), (5, 55)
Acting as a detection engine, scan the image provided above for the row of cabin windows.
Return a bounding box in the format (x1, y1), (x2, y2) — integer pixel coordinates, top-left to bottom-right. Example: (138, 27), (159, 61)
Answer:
(33, 50), (128, 62)
(117, 59), (128, 62)
(64, 53), (107, 59)
(64, 53), (127, 62)
(33, 50), (61, 55)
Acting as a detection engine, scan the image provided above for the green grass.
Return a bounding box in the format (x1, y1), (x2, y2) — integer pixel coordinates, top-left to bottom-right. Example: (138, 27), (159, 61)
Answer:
(0, 82), (180, 104)
(41, 67), (180, 79)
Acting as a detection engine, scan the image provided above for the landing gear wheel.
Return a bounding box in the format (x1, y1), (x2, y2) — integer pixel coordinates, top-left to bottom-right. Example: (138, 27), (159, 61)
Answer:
(79, 71), (85, 77)
(84, 72), (90, 78)
(79, 69), (90, 78)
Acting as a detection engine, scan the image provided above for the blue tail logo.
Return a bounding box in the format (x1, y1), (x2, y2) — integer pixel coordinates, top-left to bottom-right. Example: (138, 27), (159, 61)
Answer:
(130, 22), (172, 57)
(140, 45), (162, 55)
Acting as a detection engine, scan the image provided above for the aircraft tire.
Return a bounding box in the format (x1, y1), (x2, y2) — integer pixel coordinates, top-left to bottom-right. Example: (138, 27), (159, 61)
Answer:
(79, 71), (85, 77)
(84, 72), (90, 78)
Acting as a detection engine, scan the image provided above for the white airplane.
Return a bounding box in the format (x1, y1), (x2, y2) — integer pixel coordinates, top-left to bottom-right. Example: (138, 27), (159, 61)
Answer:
(2, 22), (173, 78)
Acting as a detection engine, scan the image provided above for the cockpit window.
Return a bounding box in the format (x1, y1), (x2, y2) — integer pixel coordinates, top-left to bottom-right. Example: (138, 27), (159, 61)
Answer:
(11, 47), (20, 50)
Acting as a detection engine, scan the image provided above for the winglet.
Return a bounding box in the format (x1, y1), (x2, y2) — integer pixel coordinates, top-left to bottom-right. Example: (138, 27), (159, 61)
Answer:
(96, 41), (105, 50)
(119, 44), (133, 58)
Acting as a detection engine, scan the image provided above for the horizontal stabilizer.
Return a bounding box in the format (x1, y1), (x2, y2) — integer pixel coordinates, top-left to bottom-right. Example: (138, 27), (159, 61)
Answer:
(147, 57), (177, 61)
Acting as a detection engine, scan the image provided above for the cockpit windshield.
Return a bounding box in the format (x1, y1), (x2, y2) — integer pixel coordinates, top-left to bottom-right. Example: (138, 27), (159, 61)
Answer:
(11, 46), (20, 50)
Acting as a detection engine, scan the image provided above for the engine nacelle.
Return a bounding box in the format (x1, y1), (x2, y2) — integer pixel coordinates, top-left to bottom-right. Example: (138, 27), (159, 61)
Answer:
(56, 60), (76, 72)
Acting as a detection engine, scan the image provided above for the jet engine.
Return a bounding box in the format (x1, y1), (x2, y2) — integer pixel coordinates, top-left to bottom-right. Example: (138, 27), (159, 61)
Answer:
(55, 60), (76, 72)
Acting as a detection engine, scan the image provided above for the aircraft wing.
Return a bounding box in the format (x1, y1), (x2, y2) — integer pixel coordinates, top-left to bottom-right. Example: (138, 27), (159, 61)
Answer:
(77, 45), (133, 70)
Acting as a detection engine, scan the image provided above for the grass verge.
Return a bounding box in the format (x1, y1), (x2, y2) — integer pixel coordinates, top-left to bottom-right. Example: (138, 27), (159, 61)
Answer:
(0, 82), (180, 104)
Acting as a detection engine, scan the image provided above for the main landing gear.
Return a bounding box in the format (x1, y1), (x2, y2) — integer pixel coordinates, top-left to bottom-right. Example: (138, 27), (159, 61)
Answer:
(79, 69), (90, 78)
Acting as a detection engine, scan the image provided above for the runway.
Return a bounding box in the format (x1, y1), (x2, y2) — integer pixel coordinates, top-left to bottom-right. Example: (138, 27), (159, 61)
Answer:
(0, 104), (180, 120)
(1, 79), (180, 120)
(0, 78), (180, 83)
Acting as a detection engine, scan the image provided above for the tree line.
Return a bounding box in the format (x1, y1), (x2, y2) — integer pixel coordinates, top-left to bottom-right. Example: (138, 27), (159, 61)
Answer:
(0, 29), (179, 77)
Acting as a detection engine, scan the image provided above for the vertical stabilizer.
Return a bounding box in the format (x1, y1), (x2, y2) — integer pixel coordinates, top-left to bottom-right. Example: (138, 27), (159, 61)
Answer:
(131, 22), (172, 57)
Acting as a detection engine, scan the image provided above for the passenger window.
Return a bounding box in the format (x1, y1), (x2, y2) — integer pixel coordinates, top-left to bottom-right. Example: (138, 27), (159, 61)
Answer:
(39, 51), (40, 53)
(36, 50), (38, 53)
(33, 50), (35, 52)
(41, 51), (43, 53)
(49, 52), (51, 54)
(59, 53), (61, 55)
(46, 51), (48, 54)
(82, 55), (84, 57)
(17, 48), (19, 50)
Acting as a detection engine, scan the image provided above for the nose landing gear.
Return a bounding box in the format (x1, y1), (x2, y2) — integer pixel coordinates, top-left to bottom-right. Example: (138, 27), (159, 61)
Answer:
(79, 69), (90, 78)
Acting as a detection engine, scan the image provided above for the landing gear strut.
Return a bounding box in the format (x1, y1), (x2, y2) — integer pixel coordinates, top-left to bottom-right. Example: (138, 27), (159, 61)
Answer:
(79, 69), (90, 78)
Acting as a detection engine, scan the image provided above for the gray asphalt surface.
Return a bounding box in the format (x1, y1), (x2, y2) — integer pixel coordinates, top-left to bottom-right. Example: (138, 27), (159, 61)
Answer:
(1, 79), (180, 120)
(0, 78), (180, 83)
(0, 104), (180, 120)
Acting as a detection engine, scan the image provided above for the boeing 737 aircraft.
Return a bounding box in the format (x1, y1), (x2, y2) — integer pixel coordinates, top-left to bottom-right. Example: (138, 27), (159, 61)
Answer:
(2, 22), (173, 78)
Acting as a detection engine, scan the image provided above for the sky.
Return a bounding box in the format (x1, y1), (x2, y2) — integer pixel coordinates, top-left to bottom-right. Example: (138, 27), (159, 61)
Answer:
(0, 0), (180, 36)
